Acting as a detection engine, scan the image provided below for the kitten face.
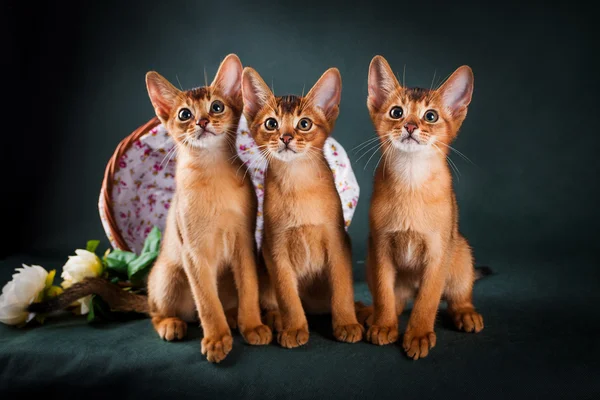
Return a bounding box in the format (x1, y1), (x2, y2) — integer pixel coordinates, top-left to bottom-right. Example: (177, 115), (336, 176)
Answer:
(241, 67), (341, 162)
(145, 54), (243, 151)
(367, 56), (474, 156)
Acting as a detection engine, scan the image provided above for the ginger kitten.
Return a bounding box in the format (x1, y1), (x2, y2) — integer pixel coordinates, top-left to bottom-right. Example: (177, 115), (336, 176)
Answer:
(363, 55), (483, 360)
(241, 67), (364, 348)
(145, 54), (271, 362)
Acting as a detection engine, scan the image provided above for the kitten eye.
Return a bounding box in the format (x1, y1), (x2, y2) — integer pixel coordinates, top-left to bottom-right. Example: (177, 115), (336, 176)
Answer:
(389, 106), (403, 119)
(424, 110), (439, 123)
(178, 108), (192, 121)
(264, 118), (278, 131)
(297, 118), (312, 131)
(211, 100), (224, 114)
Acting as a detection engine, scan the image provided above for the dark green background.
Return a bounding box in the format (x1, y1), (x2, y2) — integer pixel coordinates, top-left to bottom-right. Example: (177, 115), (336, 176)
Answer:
(1, 1), (598, 399)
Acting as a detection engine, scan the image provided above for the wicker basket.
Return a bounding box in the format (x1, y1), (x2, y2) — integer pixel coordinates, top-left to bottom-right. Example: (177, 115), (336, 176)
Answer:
(98, 116), (361, 254)
(98, 117), (162, 253)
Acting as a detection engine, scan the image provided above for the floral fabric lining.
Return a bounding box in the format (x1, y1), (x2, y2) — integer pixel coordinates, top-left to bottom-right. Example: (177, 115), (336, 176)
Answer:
(99, 117), (360, 254)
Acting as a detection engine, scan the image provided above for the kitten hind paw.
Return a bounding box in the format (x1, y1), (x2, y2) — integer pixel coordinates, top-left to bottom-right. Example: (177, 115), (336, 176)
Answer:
(242, 324), (273, 345)
(452, 310), (484, 333)
(263, 309), (283, 333)
(153, 317), (187, 341)
(277, 327), (309, 349)
(355, 301), (374, 327)
(333, 323), (364, 343)
(366, 324), (398, 345)
(225, 308), (238, 330)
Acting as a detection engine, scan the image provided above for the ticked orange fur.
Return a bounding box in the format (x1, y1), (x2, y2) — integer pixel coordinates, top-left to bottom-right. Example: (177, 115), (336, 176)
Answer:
(241, 67), (364, 348)
(145, 54), (271, 363)
(362, 55), (483, 360)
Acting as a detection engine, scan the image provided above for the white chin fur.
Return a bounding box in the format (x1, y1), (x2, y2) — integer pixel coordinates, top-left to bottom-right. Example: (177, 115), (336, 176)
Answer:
(188, 132), (223, 149)
(391, 140), (426, 153)
(272, 149), (302, 162)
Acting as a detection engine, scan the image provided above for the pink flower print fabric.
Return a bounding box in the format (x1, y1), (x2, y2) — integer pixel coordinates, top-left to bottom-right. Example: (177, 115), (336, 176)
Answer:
(99, 117), (360, 253)
(99, 124), (176, 254)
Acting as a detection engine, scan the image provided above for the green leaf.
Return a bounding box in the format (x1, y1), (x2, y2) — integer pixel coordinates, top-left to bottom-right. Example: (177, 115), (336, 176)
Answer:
(86, 240), (100, 254)
(110, 277), (120, 284)
(141, 226), (161, 255)
(127, 251), (159, 279)
(87, 295), (111, 323)
(87, 296), (96, 322)
(105, 249), (137, 275)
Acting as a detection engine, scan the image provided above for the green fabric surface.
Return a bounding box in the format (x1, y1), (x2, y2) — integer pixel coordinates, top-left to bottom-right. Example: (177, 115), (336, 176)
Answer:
(1, 254), (598, 399)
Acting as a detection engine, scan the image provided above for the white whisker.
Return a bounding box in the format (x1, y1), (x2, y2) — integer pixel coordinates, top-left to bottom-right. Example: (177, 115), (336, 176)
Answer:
(374, 139), (394, 178)
(356, 140), (384, 163)
(434, 140), (475, 165)
(364, 141), (385, 170)
(351, 136), (381, 153)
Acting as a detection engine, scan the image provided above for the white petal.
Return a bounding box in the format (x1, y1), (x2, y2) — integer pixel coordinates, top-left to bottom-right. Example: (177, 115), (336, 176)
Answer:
(26, 312), (35, 323)
(0, 287), (19, 305)
(29, 265), (48, 282)
(75, 250), (95, 263)
(0, 302), (27, 324)
(1, 280), (16, 297)
(79, 296), (92, 315)
(0, 312), (27, 325)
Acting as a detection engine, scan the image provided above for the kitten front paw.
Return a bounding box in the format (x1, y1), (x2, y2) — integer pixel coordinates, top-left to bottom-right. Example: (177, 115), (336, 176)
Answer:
(242, 324), (273, 345)
(333, 323), (364, 343)
(277, 326), (309, 348)
(403, 329), (436, 360)
(366, 324), (398, 345)
(452, 310), (484, 333)
(201, 333), (233, 363)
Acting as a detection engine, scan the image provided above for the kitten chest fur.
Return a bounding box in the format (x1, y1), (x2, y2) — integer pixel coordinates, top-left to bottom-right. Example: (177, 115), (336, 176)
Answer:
(372, 152), (454, 268)
(175, 149), (253, 264)
(264, 158), (342, 277)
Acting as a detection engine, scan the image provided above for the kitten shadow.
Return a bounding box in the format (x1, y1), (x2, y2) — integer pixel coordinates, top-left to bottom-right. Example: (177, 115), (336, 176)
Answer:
(305, 313), (349, 342)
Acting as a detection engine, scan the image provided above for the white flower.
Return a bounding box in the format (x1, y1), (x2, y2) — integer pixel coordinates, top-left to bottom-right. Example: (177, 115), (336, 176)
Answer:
(0, 265), (48, 326)
(61, 249), (103, 314)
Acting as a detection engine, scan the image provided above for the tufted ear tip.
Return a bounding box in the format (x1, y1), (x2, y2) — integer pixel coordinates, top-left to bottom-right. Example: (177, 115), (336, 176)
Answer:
(241, 67), (272, 123)
(369, 55), (387, 68)
(211, 53), (243, 101)
(222, 53), (242, 64)
(437, 65), (474, 114)
(305, 68), (342, 121)
(367, 55), (400, 112)
(145, 72), (180, 121)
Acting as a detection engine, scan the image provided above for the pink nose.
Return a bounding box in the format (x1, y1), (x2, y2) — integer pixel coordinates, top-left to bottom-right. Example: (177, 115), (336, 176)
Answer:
(280, 134), (293, 145)
(404, 123), (418, 134)
(197, 118), (209, 128)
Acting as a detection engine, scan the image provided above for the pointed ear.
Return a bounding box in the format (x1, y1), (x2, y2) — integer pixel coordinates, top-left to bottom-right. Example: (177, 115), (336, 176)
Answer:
(241, 67), (273, 122)
(145, 71), (181, 121)
(436, 66), (474, 116)
(211, 53), (243, 101)
(305, 68), (342, 121)
(367, 55), (401, 112)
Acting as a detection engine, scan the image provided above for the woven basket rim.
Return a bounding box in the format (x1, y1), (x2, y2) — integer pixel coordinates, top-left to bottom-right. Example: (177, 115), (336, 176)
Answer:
(99, 116), (161, 252)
